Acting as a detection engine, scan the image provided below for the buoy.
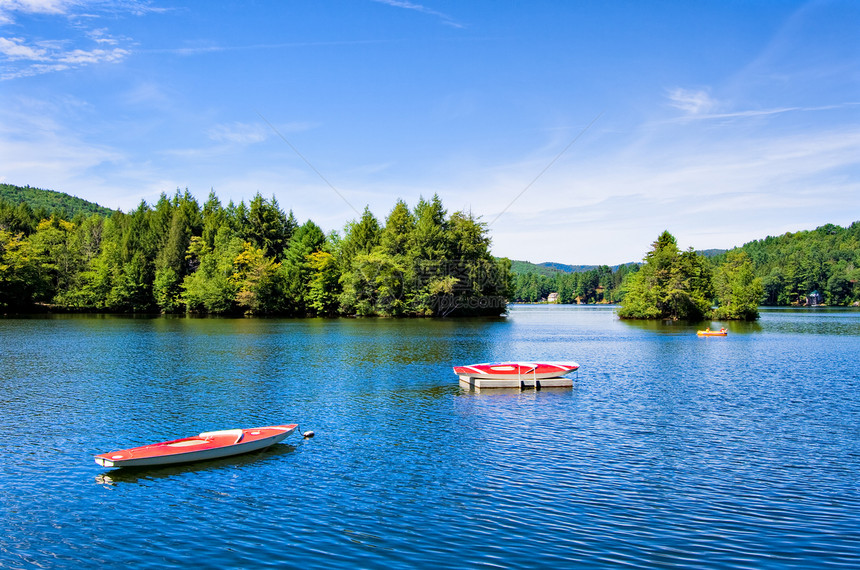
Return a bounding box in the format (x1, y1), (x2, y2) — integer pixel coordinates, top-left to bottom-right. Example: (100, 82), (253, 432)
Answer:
(302, 431), (315, 439)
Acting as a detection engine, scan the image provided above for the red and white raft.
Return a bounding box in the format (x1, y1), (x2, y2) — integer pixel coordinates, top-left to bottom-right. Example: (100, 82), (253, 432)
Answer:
(94, 424), (297, 468)
(454, 362), (580, 390)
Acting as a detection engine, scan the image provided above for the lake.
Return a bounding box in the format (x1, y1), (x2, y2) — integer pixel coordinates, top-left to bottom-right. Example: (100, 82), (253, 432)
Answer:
(1, 305), (859, 569)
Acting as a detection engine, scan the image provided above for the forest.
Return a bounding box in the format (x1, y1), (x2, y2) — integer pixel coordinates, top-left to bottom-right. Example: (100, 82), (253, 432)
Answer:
(720, 223), (860, 307)
(512, 223), (860, 316)
(511, 264), (639, 304)
(2, 184), (858, 318)
(0, 186), (511, 317)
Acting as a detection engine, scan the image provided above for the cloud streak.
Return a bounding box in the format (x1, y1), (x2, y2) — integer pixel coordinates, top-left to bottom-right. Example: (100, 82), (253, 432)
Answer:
(141, 38), (399, 58)
(371, 0), (464, 28)
(664, 87), (860, 124)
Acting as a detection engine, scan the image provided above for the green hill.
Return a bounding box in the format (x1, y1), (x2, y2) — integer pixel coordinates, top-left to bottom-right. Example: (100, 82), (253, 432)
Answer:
(510, 260), (605, 275)
(509, 259), (637, 275)
(509, 260), (569, 276)
(729, 222), (860, 305)
(539, 261), (603, 273)
(0, 183), (116, 219)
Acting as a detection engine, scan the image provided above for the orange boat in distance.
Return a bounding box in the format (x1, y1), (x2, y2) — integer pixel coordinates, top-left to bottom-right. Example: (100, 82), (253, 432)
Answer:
(697, 328), (727, 337)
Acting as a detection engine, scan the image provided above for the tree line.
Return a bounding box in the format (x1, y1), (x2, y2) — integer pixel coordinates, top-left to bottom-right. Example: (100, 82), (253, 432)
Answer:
(724, 222), (860, 306)
(511, 264), (639, 304)
(0, 189), (511, 317)
(513, 222), (860, 320)
(3, 183), (857, 319)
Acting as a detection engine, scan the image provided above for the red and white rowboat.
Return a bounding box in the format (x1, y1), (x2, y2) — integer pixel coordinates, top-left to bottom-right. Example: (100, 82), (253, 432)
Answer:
(94, 424), (297, 468)
(453, 362), (580, 380)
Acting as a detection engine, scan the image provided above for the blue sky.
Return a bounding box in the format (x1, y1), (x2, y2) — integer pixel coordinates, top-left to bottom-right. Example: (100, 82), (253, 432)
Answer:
(1, 0), (858, 264)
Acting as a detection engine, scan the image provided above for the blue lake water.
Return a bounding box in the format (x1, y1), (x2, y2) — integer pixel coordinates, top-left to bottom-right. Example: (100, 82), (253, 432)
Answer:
(1, 305), (859, 569)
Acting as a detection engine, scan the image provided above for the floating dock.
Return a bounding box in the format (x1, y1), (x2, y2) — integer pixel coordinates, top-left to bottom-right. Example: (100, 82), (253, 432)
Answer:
(458, 375), (573, 391)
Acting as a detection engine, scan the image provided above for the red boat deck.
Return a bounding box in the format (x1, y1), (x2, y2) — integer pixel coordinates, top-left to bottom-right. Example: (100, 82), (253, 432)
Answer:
(454, 361), (579, 391)
(458, 375), (574, 391)
(95, 425), (297, 468)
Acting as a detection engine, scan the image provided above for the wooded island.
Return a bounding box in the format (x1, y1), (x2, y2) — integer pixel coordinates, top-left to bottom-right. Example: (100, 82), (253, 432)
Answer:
(0, 186), (509, 316)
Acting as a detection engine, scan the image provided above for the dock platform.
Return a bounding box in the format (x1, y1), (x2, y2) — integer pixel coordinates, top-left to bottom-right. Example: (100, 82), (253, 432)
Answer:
(458, 375), (573, 391)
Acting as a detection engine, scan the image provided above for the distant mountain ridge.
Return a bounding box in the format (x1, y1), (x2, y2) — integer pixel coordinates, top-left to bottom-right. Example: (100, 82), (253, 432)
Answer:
(510, 249), (726, 275)
(0, 183), (116, 218)
(510, 260), (597, 275)
(509, 259), (636, 276)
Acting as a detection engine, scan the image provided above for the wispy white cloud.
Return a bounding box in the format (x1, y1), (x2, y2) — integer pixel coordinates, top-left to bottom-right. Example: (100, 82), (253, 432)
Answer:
(662, 89), (860, 128)
(0, 36), (47, 59)
(475, 120), (860, 264)
(0, 0), (73, 24)
(371, 0), (464, 28)
(0, 1), (142, 79)
(120, 80), (171, 107)
(206, 122), (269, 145)
(0, 95), (127, 206)
(666, 87), (719, 115)
(86, 27), (118, 45)
(0, 0), (163, 23)
(0, 35), (128, 78)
